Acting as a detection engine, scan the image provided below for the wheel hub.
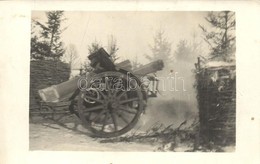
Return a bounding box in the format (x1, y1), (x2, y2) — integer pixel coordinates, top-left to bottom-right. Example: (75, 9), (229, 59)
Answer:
(105, 96), (118, 110)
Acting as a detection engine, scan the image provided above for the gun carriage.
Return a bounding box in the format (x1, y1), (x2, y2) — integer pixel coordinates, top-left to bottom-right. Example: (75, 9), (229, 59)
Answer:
(31, 48), (164, 137)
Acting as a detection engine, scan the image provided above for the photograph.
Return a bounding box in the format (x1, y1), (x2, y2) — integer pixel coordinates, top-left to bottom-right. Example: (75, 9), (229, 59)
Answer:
(29, 11), (236, 152)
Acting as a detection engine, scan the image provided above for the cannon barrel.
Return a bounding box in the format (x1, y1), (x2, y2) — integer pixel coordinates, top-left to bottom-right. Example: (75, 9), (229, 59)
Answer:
(38, 76), (81, 102)
(132, 59), (164, 76)
(38, 60), (132, 102)
(38, 60), (164, 102)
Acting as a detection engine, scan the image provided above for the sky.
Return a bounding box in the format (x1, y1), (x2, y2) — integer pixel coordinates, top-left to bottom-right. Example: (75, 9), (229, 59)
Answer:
(32, 11), (210, 68)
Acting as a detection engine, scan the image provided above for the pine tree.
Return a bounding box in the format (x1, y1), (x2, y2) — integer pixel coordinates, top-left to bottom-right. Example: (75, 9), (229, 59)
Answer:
(175, 40), (192, 61)
(146, 30), (172, 67)
(199, 11), (235, 61)
(107, 35), (119, 63)
(31, 20), (46, 60)
(84, 36), (119, 72)
(174, 34), (203, 62)
(31, 11), (66, 60)
(87, 41), (102, 55)
(82, 41), (102, 73)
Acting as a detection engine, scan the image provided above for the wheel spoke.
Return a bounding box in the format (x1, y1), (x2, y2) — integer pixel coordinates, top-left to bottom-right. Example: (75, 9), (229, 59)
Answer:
(116, 112), (130, 125)
(119, 97), (139, 104)
(111, 111), (118, 131)
(91, 110), (106, 123)
(97, 89), (107, 99)
(116, 90), (127, 99)
(105, 77), (112, 96)
(118, 105), (137, 114)
(84, 105), (103, 112)
(86, 112), (92, 120)
(101, 112), (109, 131)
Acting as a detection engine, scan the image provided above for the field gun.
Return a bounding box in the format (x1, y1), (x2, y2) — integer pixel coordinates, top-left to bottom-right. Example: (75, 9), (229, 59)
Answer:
(38, 48), (164, 137)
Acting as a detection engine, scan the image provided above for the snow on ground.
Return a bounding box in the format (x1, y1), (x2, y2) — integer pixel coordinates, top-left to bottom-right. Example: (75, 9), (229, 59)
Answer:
(29, 93), (197, 151)
(29, 123), (156, 151)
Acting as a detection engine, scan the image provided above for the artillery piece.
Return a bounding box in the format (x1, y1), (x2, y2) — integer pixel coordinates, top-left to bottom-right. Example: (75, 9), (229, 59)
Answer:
(37, 48), (164, 137)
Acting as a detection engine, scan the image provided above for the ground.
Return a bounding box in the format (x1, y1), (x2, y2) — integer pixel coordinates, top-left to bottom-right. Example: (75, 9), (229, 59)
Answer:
(29, 98), (196, 151)
(29, 123), (156, 151)
(29, 98), (234, 152)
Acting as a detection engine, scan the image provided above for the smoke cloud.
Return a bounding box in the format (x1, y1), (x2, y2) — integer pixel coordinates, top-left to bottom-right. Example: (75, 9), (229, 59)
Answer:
(135, 59), (198, 131)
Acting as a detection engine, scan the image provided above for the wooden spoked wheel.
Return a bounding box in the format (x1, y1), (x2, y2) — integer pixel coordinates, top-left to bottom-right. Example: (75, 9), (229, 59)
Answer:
(77, 71), (144, 138)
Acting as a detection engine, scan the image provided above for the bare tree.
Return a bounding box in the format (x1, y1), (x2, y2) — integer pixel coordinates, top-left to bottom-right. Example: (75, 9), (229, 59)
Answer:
(191, 31), (203, 56)
(63, 44), (80, 69)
